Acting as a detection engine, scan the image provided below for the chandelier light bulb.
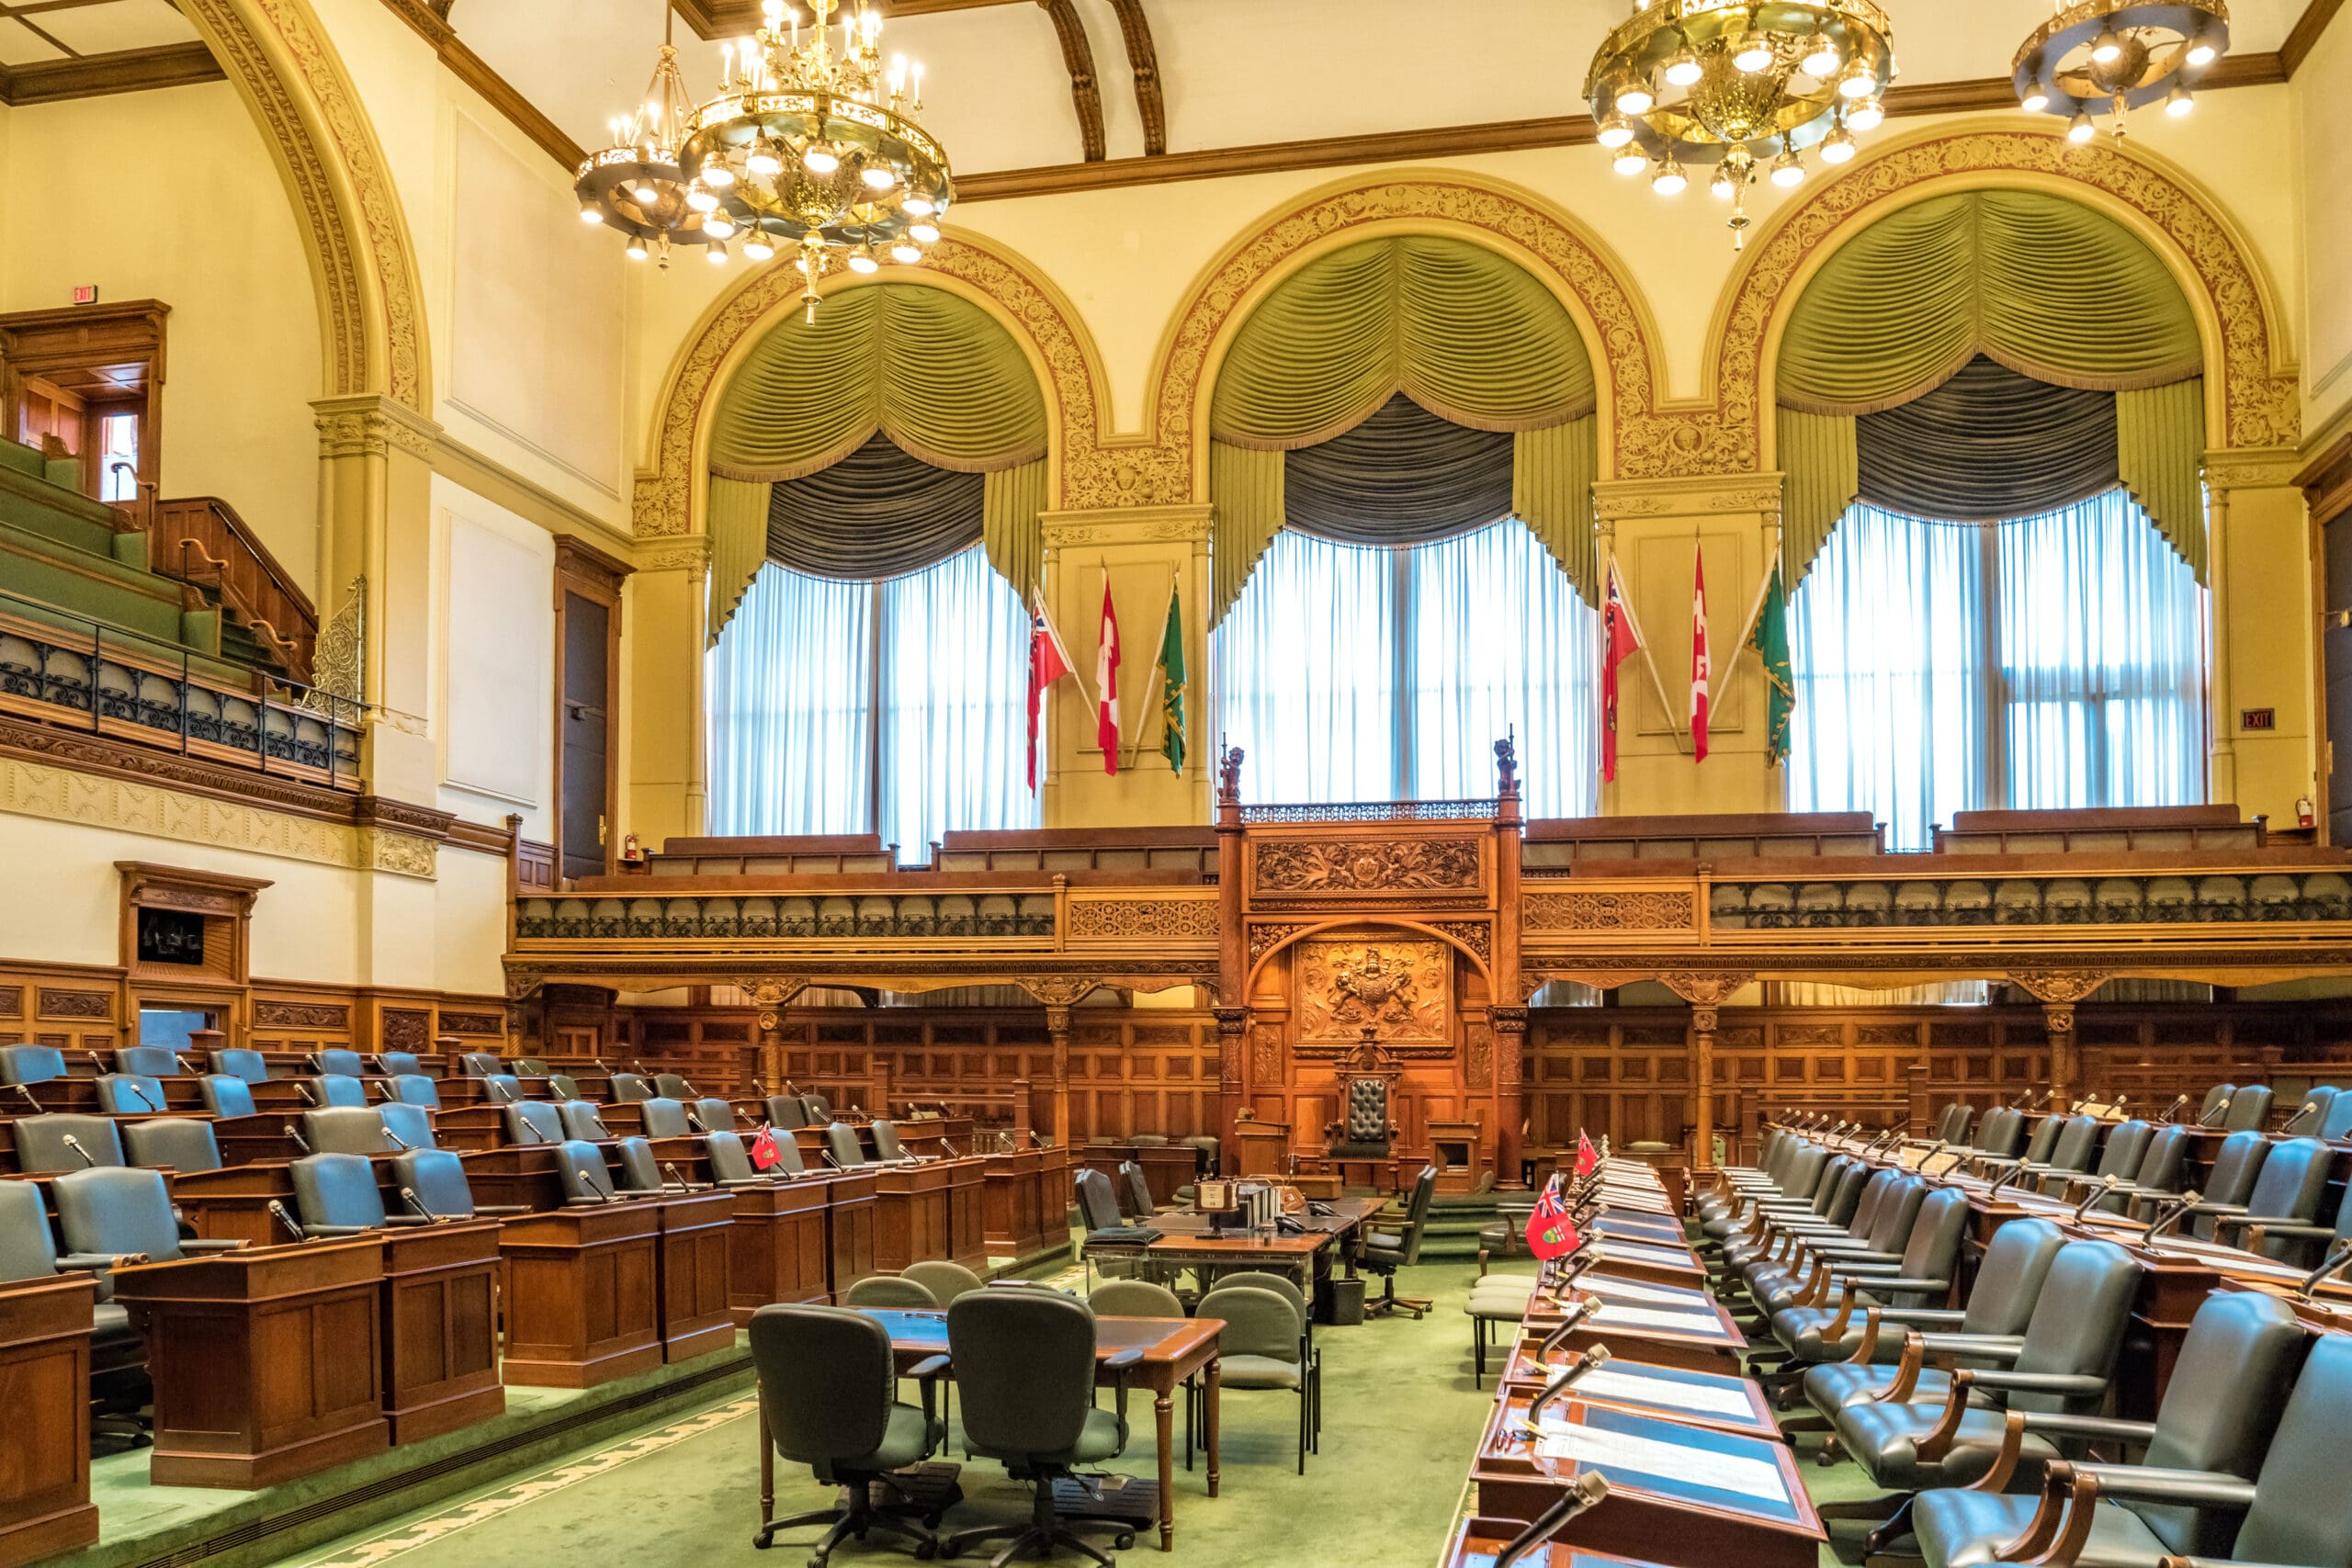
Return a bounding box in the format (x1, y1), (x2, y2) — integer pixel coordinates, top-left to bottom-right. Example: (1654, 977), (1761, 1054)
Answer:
(2090, 27), (2124, 63)
(1710, 165), (1736, 199)
(848, 247), (880, 274)
(1838, 59), (1876, 98)
(1800, 33), (1840, 77)
(705, 213), (736, 238)
(1664, 43), (1702, 87)
(2022, 85), (2051, 113)
(2066, 108), (2096, 142)
(706, 242), (729, 265)
(891, 240), (923, 264)
(2186, 37), (2217, 66)
(630, 181), (660, 204)
(749, 147), (784, 175)
(1733, 31), (1774, 73)
(1819, 124), (1857, 164)
(743, 231), (776, 260)
(862, 165), (897, 190)
(2165, 82), (2194, 116)
(1598, 111), (1636, 149)
(902, 196), (936, 216)
(1616, 78), (1656, 115)
(1847, 96), (1883, 131)
(625, 236), (650, 261)
(1770, 148), (1804, 187)
(703, 164), (736, 187)
(686, 187), (719, 212)
(1612, 146), (1648, 176)
(579, 206), (605, 223)
(803, 143), (840, 175)
(909, 221), (940, 243)
(1652, 154), (1688, 197)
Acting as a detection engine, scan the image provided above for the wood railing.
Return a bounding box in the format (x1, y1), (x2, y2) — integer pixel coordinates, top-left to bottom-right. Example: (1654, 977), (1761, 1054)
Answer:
(143, 496), (316, 682)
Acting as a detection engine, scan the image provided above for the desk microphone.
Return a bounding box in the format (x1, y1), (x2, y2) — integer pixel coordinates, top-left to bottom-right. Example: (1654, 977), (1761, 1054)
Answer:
(490, 1078), (517, 1102)
(2071, 1175), (2120, 1220)
(11, 1084), (39, 1111)
(2200, 1095), (2232, 1129)
(1914, 1138), (1947, 1171)
(122, 1081), (158, 1112)
(2283, 1099), (2324, 1134)
(397, 1187), (445, 1224)
(820, 1148), (842, 1168)
(305, 1053), (323, 1074)
(2297, 1243), (2352, 1299)
(1532, 1298), (1600, 1359)
(174, 1054), (196, 1075)
(1983, 1160), (2022, 1199)
(752, 1076), (772, 1097)
(61, 1134), (97, 1168)
(296, 1081), (319, 1106)
(266, 1200), (309, 1243)
(940, 1137), (959, 1159)
(685, 1111), (709, 1134)
(382, 1128), (413, 1153)
(2144, 1189), (2203, 1240)
(586, 1114), (613, 1139)
(287, 1126), (312, 1153)
(2154, 1093), (2189, 1125)
(1520, 1345), (1612, 1432)
(662, 1161), (701, 1192)
(1493, 1472), (1611, 1568)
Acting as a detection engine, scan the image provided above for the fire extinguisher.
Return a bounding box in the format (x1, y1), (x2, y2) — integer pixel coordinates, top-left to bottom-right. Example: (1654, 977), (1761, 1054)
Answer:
(621, 832), (643, 863)
(2298, 797), (2316, 830)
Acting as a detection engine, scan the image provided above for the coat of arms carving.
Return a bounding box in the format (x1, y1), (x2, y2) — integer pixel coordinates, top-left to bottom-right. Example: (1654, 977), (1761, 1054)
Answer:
(1298, 938), (1449, 1049)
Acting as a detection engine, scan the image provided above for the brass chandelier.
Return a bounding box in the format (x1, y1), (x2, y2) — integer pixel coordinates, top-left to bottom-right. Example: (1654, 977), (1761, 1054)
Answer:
(2011, 0), (2229, 141)
(577, 0), (955, 319)
(1585, 0), (1897, 249)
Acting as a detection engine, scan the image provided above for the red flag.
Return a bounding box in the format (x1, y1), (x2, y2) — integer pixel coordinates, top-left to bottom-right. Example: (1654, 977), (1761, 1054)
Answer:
(1095, 580), (1123, 775)
(1690, 545), (1712, 763)
(1025, 603), (1076, 792)
(1575, 1132), (1599, 1178)
(1600, 559), (1644, 784)
(750, 1125), (782, 1171)
(1526, 1186), (1581, 1260)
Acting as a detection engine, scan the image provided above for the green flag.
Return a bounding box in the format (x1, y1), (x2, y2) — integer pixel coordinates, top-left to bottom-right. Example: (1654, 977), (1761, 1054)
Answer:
(1748, 563), (1792, 766)
(1157, 589), (1186, 773)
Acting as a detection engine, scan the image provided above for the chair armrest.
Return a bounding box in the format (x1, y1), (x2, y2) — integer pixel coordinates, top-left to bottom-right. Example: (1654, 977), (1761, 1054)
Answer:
(56, 1251), (147, 1270)
(1967, 1371), (2109, 1398)
(1874, 1308), (1968, 1326)
(300, 1224), (376, 1238)
(2071, 1464), (2259, 1509)
(1916, 1332), (2027, 1360)
(2016, 1413), (2159, 1445)
(909, 1354), (951, 1381)
(2233, 1220), (2337, 1241)
(1845, 1274), (1951, 1295)
(180, 1237), (250, 1253)
(2186, 1201), (2250, 1218)
(1102, 1348), (1145, 1373)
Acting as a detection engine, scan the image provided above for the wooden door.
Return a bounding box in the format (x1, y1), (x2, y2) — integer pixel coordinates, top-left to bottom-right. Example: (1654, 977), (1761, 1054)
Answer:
(550, 537), (630, 884)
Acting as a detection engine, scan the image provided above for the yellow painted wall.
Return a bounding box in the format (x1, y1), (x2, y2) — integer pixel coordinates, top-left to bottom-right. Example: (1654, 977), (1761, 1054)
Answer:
(2295, 17), (2352, 435)
(0, 85), (323, 591)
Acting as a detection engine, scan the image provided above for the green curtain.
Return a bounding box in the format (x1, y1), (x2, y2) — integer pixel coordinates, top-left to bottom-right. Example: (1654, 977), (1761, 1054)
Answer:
(1856, 357), (2120, 524)
(1514, 416), (1600, 594)
(1283, 394), (1517, 544)
(1779, 409), (1859, 585)
(982, 459), (1048, 605)
(765, 432), (985, 579)
(707, 283), (1049, 637)
(2118, 378), (2207, 580)
(1210, 442), (1283, 627)
(1777, 190), (2201, 413)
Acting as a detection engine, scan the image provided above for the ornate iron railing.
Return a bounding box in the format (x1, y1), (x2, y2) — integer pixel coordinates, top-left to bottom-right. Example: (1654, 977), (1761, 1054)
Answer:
(514, 891), (1059, 942)
(1238, 797), (1499, 824)
(1707, 869), (2352, 930)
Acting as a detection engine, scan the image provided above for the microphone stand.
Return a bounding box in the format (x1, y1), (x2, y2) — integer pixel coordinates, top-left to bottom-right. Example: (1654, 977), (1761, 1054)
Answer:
(1518, 1347), (1613, 1432)
(1492, 1473), (1612, 1568)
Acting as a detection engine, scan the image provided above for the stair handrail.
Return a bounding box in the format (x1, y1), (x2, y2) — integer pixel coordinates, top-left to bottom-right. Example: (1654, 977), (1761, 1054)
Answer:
(152, 496), (317, 682)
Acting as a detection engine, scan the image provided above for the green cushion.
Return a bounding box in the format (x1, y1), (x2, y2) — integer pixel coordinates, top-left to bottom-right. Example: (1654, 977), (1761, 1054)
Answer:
(1218, 1353), (1303, 1391)
(1069, 1404), (1126, 1464)
(849, 1403), (944, 1473)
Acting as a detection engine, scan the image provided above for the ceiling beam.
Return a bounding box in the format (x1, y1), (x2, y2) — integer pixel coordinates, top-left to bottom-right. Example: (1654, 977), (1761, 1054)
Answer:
(1104, 0), (1165, 155)
(0, 42), (223, 106)
(673, 0), (1028, 39)
(2283, 0), (2347, 74)
(1035, 0), (1106, 162)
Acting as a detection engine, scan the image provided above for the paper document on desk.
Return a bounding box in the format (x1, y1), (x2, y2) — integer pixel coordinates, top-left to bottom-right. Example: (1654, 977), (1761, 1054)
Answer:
(1543, 1368), (1754, 1420)
(1569, 1276), (1707, 1307)
(1596, 1241), (1696, 1269)
(1592, 1302), (1726, 1335)
(1534, 1423), (1788, 1503)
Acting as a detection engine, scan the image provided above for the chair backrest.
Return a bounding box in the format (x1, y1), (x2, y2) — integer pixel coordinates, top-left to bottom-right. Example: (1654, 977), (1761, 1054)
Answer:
(1860, 1175), (1928, 1254)
(1127, 1134), (1170, 1146)
(2008, 1238), (2141, 1414)
(1815, 1157), (1867, 1227)
(1935, 1102), (1973, 1145)
(376, 1051), (424, 1077)
(2242, 1137), (2332, 1251)
(903, 1259), (986, 1304)
(2020, 1114), (2065, 1167)
(2130, 1291), (2310, 1556)
(1959, 1217), (2066, 1337)
(0, 1179), (65, 1284)
(2199, 1083), (2238, 1124)
(459, 1051), (504, 1077)
(52, 1165), (184, 1263)
(387, 1075), (440, 1108)
(0, 1043), (64, 1085)
(292, 1152), (390, 1231)
(2191, 1132), (2273, 1236)
(1343, 1077), (1390, 1143)
(312, 1048), (366, 1077)
(197, 1073), (255, 1118)
(765, 1127), (808, 1174)
(749, 1305), (901, 1481)
(1090, 1279), (1183, 1317)
(1973, 1105), (2026, 1158)
(947, 1288), (1099, 1461)
(2233, 1331), (2352, 1564)
(2044, 1114), (2100, 1172)
(1392, 1164), (1439, 1262)
(1778, 1142), (1830, 1202)
(652, 1072), (696, 1100)
(122, 1117), (221, 1173)
(1074, 1168), (1125, 1232)
(379, 1101), (435, 1151)
(15, 1114), (125, 1174)
(479, 1074), (524, 1104)
(115, 1044), (181, 1077)
(503, 1100), (566, 1145)
(1209, 1269), (1310, 1319)
(304, 1106), (392, 1156)
(558, 1100), (612, 1140)
(1883, 1188), (1969, 1303)
(766, 1093), (810, 1129)
(311, 1074), (368, 1108)
(2092, 1119), (2153, 1179)
(611, 1137), (665, 1192)
(1838, 1168), (1900, 1241)
(606, 1071), (653, 1102)
(391, 1148), (476, 1217)
(547, 1073), (581, 1100)
(1196, 1284), (1301, 1363)
(637, 1097), (691, 1138)
(95, 1073), (167, 1114)
(844, 1274), (938, 1308)
(871, 1121), (906, 1161)
(2319, 1089), (2352, 1142)
(2287, 1086), (2338, 1133)
(805, 1093), (833, 1121)
(553, 1140), (618, 1203)
(706, 1130), (761, 1181)
(514, 1057), (551, 1077)
(692, 1097), (738, 1134)
(824, 1122), (867, 1168)
(1117, 1160), (1155, 1219)
(2132, 1124), (2193, 1192)
(210, 1048), (270, 1082)
(2222, 1083), (2275, 1132)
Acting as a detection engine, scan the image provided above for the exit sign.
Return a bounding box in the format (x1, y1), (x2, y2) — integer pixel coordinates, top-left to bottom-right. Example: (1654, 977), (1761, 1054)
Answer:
(2242, 708), (2277, 731)
(69, 285), (97, 305)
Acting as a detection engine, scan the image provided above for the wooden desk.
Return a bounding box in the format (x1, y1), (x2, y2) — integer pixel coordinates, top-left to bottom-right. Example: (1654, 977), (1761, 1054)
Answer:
(821, 1169), (878, 1300)
(460, 1145), (566, 1213)
(1082, 1145), (1197, 1208)
(983, 1149), (1057, 1258)
(1232, 1121), (1288, 1179)
(498, 1203), (662, 1387)
(945, 1155), (988, 1269)
(112, 1238), (390, 1487)
(1445, 1515), (1680, 1568)
(0, 1274), (98, 1566)
(1114, 1197), (1384, 1301)
(855, 1308), (1221, 1552)
(1472, 1399), (1824, 1568)
(1429, 1118), (1491, 1195)
(171, 1160), (298, 1246)
(1516, 1292), (1747, 1377)
(1490, 1364), (1781, 1441)
(379, 1221), (505, 1443)
(872, 1158), (953, 1273)
(723, 1179), (831, 1322)
(651, 1191), (738, 1363)
(1578, 1239), (1709, 1290)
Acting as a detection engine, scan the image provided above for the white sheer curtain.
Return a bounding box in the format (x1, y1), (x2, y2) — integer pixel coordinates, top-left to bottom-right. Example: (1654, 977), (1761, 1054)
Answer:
(1788, 490), (2206, 850)
(1216, 521), (1600, 814)
(706, 546), (1040, 858)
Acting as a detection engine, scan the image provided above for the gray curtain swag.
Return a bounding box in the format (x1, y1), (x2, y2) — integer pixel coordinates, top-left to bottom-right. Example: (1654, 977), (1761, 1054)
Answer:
(1854, 357), (2120, 524)
(1283, 395), (1518, 545)
(765, 431), (986, 581)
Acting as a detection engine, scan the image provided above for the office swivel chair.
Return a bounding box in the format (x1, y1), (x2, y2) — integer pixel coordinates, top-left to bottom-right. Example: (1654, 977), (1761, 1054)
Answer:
(557, 1100), (614, 1140)
(311, 1048), (367, 1077)
(0, 1043), (65, 1085)
(611, 1137), (682, 1194)
(0, 1179), (149, 1442)
(209, 1048), (270, 1083)
(1116, 1161), (1157, 1219)
(2222, 1083), (2275, 1131)
(51, 1167), (245, 1264)
(652, 1071), (696, 1100)
(477, 1073), (526, 1105)
(198, 1074), (256, 1117)
(1932, 1102), (1974, 1145)
(390, 1148), (525, 1218)
(375, 1051), (424, 1077)
(767, 1093), (812, 1129)
(707, 1129), (804, 1183)
(844, 1274), (939, 1308)
(303, 1107), (393, 1156)
(114, 1044), (183, 1077)
(513, 1056), (552, 1077)
(304, 1074), (368, 1109)
(1361, 1166), (1438, 1319)
(692, 1097), (739, 1134)
(94, 1072), (168, 1113)
(1196, 1283), (1317, 1472)
(869, 1121), (909, 1162)
(747, 1304), (954, 1562)
(503, 1100), (567, 1145)
(553, 1141), (628, 1205)
(290, 1152), (421, 1236)
(14, 1114), (126, 1173)
(941, 1287), (1142, 1565)
(902, 1259), (986, 1304)
(121, 1119), (222, 1173)
(386, 1075), (440, 1108)
(2202, 1136), (2333, 1260)
(378, 1101), (435, 1151)
(606, 1072), (654, 1102)
(639, 1098), (693, 1138)
(459, 1051), (505, 1077)
(823, 1122), (870, 1168)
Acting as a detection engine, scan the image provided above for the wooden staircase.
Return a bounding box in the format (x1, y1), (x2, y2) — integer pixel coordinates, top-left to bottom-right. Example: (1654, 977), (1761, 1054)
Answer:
(137, 495), (316, 683)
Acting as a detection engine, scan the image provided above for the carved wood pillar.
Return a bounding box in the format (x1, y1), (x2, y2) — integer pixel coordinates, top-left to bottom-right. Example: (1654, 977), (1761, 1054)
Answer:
(1662, 972), (1752, 1172)
(2007, 970), (2110, 1108)
(1489, 1004), (1528, 1188)
(1020, 978), (1099, 1149)
(1211, 1003), (1249, 1172)
(736, 977), (808, 1095)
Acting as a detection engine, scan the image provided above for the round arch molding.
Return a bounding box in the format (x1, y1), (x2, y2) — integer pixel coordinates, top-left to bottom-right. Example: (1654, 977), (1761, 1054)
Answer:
(179, 0), (430, 411)
(1144, 172), (1702, 495)
(1714, 123), (2300, 465)
(633, 233), (1117, 538)
(1243, 916), (1498, 996)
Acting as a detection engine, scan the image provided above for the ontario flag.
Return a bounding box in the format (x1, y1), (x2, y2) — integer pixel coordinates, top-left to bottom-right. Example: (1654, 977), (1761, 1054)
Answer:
(1025, 600), (1077, 792)
(1690, 544), (1712, 763)
(750, 1125), (784, 1172)
(1526, 1183), (1582, 1261)
(1575, 1131), (1600, 1179)
(1096, 581), (1123, 776)
(1600, 558), (1644, 784)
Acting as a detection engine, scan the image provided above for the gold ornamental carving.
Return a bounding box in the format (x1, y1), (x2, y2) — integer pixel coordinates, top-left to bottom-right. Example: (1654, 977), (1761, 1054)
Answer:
(1429, 919), (1493, 964)
(1523, 889), (1698, 933)
(1298, 939), (1450, 1049)
(1254, 838), (1481, 895)
(2007, 969), (2113, 1004)
(1068, 897), (1221, 942)
(1659, 971), (1755, 1007)
(1248, 922), (1314, 965)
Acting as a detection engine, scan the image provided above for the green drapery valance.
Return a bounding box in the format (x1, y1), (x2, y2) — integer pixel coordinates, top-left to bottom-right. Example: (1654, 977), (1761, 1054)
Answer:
(707, 284), (1049, 639)
(1207, 234), (1600, 622)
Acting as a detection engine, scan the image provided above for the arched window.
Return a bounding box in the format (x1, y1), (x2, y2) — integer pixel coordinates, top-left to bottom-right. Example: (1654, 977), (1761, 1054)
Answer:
(1774, 191), (2210, 847)
(701, 286), (1049, 858)
(1206, 236), (1603, 812)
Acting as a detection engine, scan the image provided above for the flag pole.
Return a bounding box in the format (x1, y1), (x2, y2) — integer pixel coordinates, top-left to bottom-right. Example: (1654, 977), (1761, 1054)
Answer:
(1127, 569), (1177, 769)
(1604, 554), (1690, 756)
(1035, 579), (1096, 714)
(1710, 546), (1781, 708)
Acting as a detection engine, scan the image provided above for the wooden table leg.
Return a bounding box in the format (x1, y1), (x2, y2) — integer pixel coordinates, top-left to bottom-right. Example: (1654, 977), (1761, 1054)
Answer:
(1205, 1357), (1221, 1500)
(1155, 1386), (1175, 1551)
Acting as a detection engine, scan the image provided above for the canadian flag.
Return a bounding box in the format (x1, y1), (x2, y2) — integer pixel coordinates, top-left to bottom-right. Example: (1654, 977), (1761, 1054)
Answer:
(1096, 581), (1122, 775)
(1690, 545), (1711, 763)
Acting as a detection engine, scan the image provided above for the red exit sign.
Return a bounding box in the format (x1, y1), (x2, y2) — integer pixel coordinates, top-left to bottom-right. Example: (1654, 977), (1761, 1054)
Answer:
(2242, 708), (2277, 731)
(69, 285), (97, 305)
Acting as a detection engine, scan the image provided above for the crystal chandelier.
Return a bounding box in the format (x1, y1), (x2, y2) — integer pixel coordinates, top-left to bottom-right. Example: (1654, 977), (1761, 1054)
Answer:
(1585, 1), (1897, 249)
(2012, 0), (2228, 142)
(577, 0), (955, 318)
